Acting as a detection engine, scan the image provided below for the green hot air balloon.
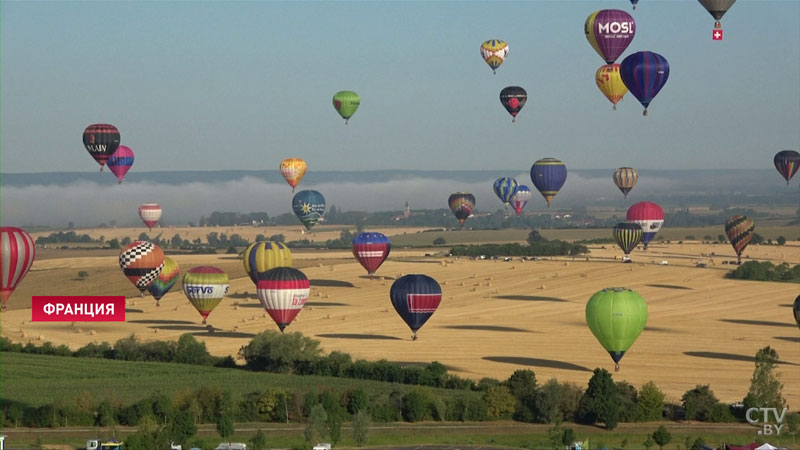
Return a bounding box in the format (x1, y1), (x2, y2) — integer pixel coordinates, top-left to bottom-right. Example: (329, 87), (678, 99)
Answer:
(586, 287), (648, 372)
(333, 91), (360, 124)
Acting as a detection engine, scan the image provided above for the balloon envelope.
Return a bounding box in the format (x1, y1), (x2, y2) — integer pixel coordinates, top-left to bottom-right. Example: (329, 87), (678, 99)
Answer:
(353, 232), (391, 275)
(257, 267), (309, 332)
(620, 51), (670, 115)
(333, 91), (360, 123)
(530, 158), (567, 207)
(292, 190), (326, 231)
(390, 274), (442, 339)
(147, 257), (180, 304)
(139, 204), (162, 231)
(119, 241), (165, 293)
(242, 241), (292, 285)
(280, 158), (307, 191)
(1, 227), (36, 309)
(511, 185), (532, 215)
(448, 192), (475, 225)
(182, 266), (229, 324)
(584, 10), (636, 64)
(613, 222), (643, 257)
(774, 150), (800, 185)
(107, 145), (134, 184)
(613, 167), (638, 198)
(499, 86), (527, 122)
(596, 64), (628, 110)
(480, 39), (509, 73)
(698, 0), (736, 24)
(493, 177), (519, 206)
(793, 295), (800, 331)
(83, 124), (120, 169)
(586, 287), (648, 371)
(626, 202), (663, 249)
(725, 215), (754, 263)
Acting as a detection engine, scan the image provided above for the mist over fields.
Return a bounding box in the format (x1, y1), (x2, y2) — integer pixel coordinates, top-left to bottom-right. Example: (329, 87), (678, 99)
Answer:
(1, 169), (797, 227)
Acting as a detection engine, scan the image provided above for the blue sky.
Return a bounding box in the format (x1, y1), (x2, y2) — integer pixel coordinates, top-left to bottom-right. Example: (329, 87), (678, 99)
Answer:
(1, 0), (799, 174)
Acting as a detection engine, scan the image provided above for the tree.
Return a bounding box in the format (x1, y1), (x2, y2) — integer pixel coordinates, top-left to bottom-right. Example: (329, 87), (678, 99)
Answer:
(216, 414), (234, 443)
(682, 385), (718, 421)
(652, 425), (672, 450)
(528, 229), (546, 244)
(484, 385), (516, 420)
(743, 346), (786, 411)
(616, 381), (643, 422)
(637, 381), (665, 421)
(777, 236), (787, 246)
(239, 330), (323, 373)
(165, 410), (196, 446)
(108, 238), (120, 249)
(577, 368), (619, 430)
(401, 390), (429, 422)
(249, 429), (268, 450)
(535, 379), (564, 424)
(507, 369), (538, 422)
(305, 404), (328, 445)
(433, 237), (446, 245)
(352, 409), (372, 447)
(643, 436), (656, 450)
(561, 427), (576, 447)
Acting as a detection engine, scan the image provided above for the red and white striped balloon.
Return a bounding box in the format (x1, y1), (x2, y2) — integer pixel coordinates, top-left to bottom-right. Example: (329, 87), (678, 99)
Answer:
(138, 204), (162, 231)
(257, 267), (310, 332)
(1, 227), (36, 309)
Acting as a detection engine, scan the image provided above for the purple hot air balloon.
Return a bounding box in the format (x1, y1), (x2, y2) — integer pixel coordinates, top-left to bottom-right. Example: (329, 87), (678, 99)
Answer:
(107, 145), (134, 184)
(620, 51), (670, 116)
(585, 9), (636, 64)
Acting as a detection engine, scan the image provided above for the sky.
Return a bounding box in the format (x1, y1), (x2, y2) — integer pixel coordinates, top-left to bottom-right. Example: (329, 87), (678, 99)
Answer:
(2, 0), (799, 175)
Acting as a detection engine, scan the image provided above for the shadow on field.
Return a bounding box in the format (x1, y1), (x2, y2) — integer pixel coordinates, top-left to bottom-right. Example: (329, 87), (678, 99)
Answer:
(219, 256), (242, 260)
(441, 325), (533, 333)
(684, 351), (798, 366)
(359, 275), (395, 280)
(130, 319), (195, 325)
(228, 292), (258, 300)
(645, 284), (692, 290)
(494, 295), (568, 302)
(644, 326), (678, 333)
(388, 361), (463, 372)
(148, 325), (210, 331)
(720, 319), (797, 328)
(392, 259), (443, 264)
(316, 333), (402, 341)
(192, 331), (256, 338)
(779, 303), (794, 307)
(774, 336), (800, 343)
(310, 279), (356, 288)
(125, 308), (144, 314)
(483, 356), (592, 372)
(306, 302), (350, 307)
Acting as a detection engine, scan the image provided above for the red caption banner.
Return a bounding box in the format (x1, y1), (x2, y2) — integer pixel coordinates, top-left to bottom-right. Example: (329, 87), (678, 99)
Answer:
(32, 296), (126, 322)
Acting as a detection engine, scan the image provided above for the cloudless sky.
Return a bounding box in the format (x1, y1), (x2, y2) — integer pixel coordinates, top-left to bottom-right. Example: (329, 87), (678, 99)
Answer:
(2, 0), (799, 174)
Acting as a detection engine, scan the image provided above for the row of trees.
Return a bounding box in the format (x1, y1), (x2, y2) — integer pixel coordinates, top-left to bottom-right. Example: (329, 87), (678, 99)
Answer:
(727, 261), (800, 282)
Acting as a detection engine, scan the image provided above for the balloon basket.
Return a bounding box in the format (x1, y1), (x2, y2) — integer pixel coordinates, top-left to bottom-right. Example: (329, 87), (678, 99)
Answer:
(612, 105), (616, 111)
(643, 109), (648, 117)
(412, 332), (418, 341)
(615, 363), (620, 372)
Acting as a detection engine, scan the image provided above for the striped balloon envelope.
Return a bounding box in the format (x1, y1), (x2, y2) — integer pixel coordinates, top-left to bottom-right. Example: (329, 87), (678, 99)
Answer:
(626, 201), (664, 249)
(613, 222), (643, 259)
(107, 145), (134, 184)
(774, 150), (800, 185)
(147, 256), (180, 305)
(139, 204), (162, 231)
(257, 267), (310, 332)
(480, 39), (509, 74)
(724, 215), (754, 264)
(613, 167), (638, 198)
(1, 227), (36, 309)
(279, 158), (307, 193)
(119, 241), (165, 295)
(83, 123), (120, 170)
(620, 51), (670, 116)
(510, 185), (532, 216)
(492, 177), (519, 207)
(390, 274), (442, 340)
(242, 241), (292, 285)
(530, 158), (567, 207)
(352, 232), (391, 276)
(183, 266), (229, 324)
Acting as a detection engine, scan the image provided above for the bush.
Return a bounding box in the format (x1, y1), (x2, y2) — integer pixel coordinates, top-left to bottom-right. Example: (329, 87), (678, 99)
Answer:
(239, 331), (323, 374)
(433, 237), (446, 245)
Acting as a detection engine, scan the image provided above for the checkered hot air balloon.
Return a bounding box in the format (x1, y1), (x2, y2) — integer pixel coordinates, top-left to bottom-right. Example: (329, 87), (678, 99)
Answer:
(119, 241), (165, 296)
(257, 267), (309, 332)
(138, 204), (162, 231)
(83, 124), (120, 171)
(352, 232), (391, 276)
(390, 274), (442, 340)
(147, 256), (180, 306)
(242, 241), (292, 285)
(1, 227), (36, 309)
(182, 266), (229, 324)
(725, 215), (754, 265)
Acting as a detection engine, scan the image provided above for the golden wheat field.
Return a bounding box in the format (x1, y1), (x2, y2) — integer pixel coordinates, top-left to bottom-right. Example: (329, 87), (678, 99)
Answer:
(2, 229), (799, 408)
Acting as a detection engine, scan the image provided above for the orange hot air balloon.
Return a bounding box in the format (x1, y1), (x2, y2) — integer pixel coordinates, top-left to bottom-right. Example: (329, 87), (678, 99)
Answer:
(596, 64), (628, 110)
(280, 158), (307, 193)
(119, 241), (165, 296)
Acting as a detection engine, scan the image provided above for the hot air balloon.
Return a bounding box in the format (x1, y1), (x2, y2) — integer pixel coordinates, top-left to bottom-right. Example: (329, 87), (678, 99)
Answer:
(511, 185), (532, 216)
(353, 232), (391, 276)
(613, 222), (643, 261)
(596, 64), (628, 110)
(139, 204), (162, 231)
(613, 167), (638, 198)
(147, 256), (180, 306)
(333, 91), (360, 124)
(493, 177), (519, 208)
(620, 51), (670, 116)
(626, 202), (663, 249)
(699, 0), (736, 31)
(448, 192), (475, 226)
(257, 266), (309, 332)
(530, 158), (567, 207)
(182, 266), (229, 324)
(725, 215), (754, 265)
(292, 190), (326, 231)
(499, 86), (527, 122)
(83, 124), (120, 171)
(280, 158), (307, 193)
(774, 150), (800, 185)
(390, 274), (442, 340)
(630, 0), (639, 9)
(586, 287), (648, 371)
(119, 241), (165, 296)
(584, 10), (636, 64)
(793, 295), (800, 331)
(107, 145), (134, 184)
(480, 39), (509, 74)
(1, 227), (36, 310)
(242, 241), (292, 285)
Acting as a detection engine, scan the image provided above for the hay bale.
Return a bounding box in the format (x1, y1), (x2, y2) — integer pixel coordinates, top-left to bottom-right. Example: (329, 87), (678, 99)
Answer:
(325, 314), (331, 319)
(441, 260), (447, 266)
(234, 305), (239, 311)
(564, 262), (569, 266)
(173, 306), (179, 311)
(20, 331), (26, 338)
(540, 284), (546, 290)
(470, 287), (477, 292)
(458, 282), (464, 286)
(442, 281), (448, 285)
(511, 265), (516, 269)
(154, 329), (159, 334)
(75, 328), (83, 333)
(37, 335), (44, 341)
